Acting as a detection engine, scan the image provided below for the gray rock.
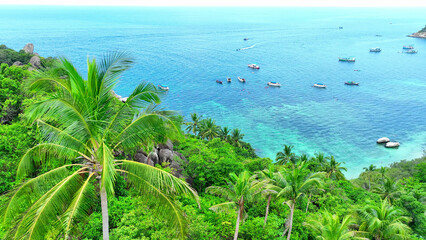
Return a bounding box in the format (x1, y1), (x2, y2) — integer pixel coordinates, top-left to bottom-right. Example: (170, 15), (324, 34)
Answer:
(134, 150), (147, 163)
(385, 142), (400, 148)
(147, 151), (159, 165)
(173, 151), (188, 164)
(158, 139), (173, 151)
(12, 61), (23, 66)
(377, 137), (390, 143)
(158, 149), (173, 163)
(23, 43), (34, 54)
(170, 160), (184, 178)
(29, 55), (41, 68)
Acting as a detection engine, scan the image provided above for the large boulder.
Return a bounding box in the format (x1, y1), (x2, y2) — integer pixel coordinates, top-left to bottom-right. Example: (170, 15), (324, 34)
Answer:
(23, 43), (34, 54)
(173, 151), (188, 164)
(134, 150), (147, 163)
(12, 61), (23, 66)
(147, 151), (159, 165)
(158, 139), (173, 151)
(377, 137), (390, 143)
(385, 142), (400, 148)
(29, 55), (41, 68)
(158, 149), (173, 163)
(170, 160), (184, 179)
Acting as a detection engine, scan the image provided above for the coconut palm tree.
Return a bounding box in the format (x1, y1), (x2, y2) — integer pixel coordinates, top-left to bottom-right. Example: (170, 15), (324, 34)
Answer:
(357, 199), (411, 239)
(0, 52), (198, 240)
(324, 156), (347, 180)
(379, 167), (387, 181)
(277, 162), (325, 239)
(185, 113), (203, 135)
(206, 171), (266, 240)
(312, 152), (327, 171)
(218, 126), (231, 141)
(363, 164), (377, 191)
(230, 128), (244, 147)
(198, 118), (219, 140)
(276, 144), (295, 165)
(304, 210), (364, 240)
(373, 176), (401, 201)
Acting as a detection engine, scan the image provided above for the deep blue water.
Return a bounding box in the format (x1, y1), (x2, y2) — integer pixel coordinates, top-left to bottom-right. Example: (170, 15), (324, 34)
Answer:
(1, 6), (425, 178)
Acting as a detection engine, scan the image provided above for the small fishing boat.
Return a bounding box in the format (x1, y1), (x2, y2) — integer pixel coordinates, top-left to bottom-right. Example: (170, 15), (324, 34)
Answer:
(339, 26), (343, 29)
(313, 83), (327, 88)
(370, 47), (381, 52)
(402, 45), (414, 49)
(216, 80), (223, 84)
(338, 57), (356, 62)
(345, 81), (359, 86)
(227, 77), (232, 83)
(354, 69), (361, 72)
(244, 38), (249, 41)
(248, 64), (260, 69)
(375, 34), (382, 37)
(405, 49), (418, 54)
(158, 84), (169, 91)
(238, 77), (246, 83)
(267, 82), (281, 87)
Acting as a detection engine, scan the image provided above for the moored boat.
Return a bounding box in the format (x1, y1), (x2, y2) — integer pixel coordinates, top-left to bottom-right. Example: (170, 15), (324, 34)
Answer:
(248, 64), (260, 69)
(244, 38), (249, 41)
(405, 49), (418, 54)
(216, 80), (223, 84)
(237, 77), (246, 83)
(158, 84), (169, 91)
(227, 77), (232, 83)
(313, 83), (327, 88)
(402, 45), (414, 49)
(267, 82), (281, 87)
(369, 47), (381, 52)
(345, 81), (359, 86)
(338, 57), (356, 62)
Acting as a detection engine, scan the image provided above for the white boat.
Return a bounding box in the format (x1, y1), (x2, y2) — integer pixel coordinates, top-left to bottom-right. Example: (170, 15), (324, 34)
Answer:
(267, 82), (281, 87)
(248, 64), (260, 69)
(370, 47), (381, 52)
(405, 50), (418, 54)
(158, 84), (169, 91)
(227, 77), (232, 83)
(313, 83), (327, 88)
(237, 77), (246, 83)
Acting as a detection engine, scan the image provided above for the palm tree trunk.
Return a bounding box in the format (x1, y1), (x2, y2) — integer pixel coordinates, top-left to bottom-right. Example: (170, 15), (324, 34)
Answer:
(283, 203), (294, 240)
(234, 198), (244, 240)
(264, 195), (272, 227)
(100, 184), (109, 240)
(305, 193), (312, 213)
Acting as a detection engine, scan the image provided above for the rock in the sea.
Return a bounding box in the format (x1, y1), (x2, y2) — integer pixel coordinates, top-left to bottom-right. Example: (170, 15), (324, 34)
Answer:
(158, 149), (173, 163)
(12, 61), (23, 66)
(23, 43), (34, 54)
(29, 55), (41, 68)
(377, 137), (390, 143)
(158, 139), (173, 151)
(409, 26), (426, 39)
(385, 142), (400, 148)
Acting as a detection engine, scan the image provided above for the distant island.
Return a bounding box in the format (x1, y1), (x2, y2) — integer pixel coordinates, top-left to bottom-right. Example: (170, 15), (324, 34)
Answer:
(408, 25), (426, 38)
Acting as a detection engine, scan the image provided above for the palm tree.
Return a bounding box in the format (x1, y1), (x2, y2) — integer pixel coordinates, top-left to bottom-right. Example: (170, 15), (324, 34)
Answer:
(276, 144), (295, 165)
(304, 210), (363, 240)
(230, 128), (244, 147)
(277, 162), (325, 240)
(324, 156), (347, 180)
(357, 199), (411, 239)
(312, 152), (327, 171)
(206, 171), (265, 240)
(198, 118), (219, 140)
(379, 167), (387, 181)
(185, 113), (203, 135)
(363, 164), (377, 191)
(0, 52), (198, 240)
(218, 126), (231, 141)
(373, 175), (401, 201)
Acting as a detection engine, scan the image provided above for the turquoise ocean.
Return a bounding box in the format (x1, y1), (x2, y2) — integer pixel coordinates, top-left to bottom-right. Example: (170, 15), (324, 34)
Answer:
(1, 6), (425, 178)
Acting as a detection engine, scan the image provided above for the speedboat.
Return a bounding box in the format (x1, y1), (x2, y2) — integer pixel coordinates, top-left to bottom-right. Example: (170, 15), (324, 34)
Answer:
(370, 48), (381, 52)
(227, 77), (232, 83)
(405, 50), (418, 54)
(267, 82), (281, 87)
(158, 84), (169, 91)
(248, 64), (260, 69)
(216, 80), (223, 84)
(338, 57), (356, 62)
(402, 45), (414, 49)
(313, 83), (327, 88)
(238, 77), (246, 83)
(345, 81), (359, 86)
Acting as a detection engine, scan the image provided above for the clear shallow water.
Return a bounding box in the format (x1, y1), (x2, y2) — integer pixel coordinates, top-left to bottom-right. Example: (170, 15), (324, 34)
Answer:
(1, 6), (425, 178)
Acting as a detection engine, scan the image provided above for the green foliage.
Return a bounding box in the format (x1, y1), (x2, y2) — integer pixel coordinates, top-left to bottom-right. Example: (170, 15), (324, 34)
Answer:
(0, 47), (33, 66)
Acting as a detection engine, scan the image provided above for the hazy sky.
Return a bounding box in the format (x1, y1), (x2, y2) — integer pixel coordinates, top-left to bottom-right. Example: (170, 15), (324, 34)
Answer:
(1, 0), (426, 7)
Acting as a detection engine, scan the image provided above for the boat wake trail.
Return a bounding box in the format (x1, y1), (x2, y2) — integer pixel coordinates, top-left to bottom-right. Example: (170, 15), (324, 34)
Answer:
(236, 44), (256, 51)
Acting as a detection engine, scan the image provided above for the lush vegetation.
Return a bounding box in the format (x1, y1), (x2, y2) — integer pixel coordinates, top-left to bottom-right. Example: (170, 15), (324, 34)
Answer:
(0, 46), (424, 239)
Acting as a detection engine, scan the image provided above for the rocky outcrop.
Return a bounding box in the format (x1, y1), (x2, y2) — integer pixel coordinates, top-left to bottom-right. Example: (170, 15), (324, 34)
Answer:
(158, 149), (173, 164)
(377, 137), (390, 144)
(23, 43), (34, 54)
(111, 90), (127, 102)
(385, 142), (400, 148)
(29, 55), (41, 68)
(12, 61), (23, 66)
(408, 26), (426, 39)
(158, 139), (173, 151)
